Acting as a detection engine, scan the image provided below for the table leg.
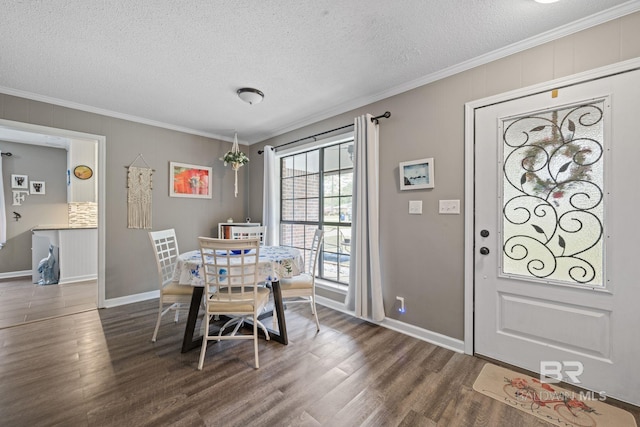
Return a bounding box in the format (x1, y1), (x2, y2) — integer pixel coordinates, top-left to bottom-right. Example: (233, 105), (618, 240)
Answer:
(268, 280), (288, 345)
(181, 286), (204, 353)
(241, 280), (289, 345)
(181, 281), (289, 352)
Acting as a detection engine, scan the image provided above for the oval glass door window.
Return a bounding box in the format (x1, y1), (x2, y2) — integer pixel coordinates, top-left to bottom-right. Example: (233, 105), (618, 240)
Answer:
(74, 165), (93, 180)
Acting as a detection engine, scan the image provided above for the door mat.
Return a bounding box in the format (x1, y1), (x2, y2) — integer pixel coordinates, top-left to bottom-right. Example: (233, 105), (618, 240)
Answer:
(472, 363), (637, 427)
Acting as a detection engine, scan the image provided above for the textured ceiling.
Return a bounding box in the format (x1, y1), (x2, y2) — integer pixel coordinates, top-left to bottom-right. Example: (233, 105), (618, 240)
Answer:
(1, 0), (638, 144)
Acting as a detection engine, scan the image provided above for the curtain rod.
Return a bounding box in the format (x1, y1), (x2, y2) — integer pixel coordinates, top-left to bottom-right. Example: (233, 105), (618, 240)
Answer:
(1, 152), (12, 157)
(258, 111), (390, 154)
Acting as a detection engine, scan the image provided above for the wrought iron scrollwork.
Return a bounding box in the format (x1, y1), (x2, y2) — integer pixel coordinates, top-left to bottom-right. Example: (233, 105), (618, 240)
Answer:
(502, 102), (604, 286)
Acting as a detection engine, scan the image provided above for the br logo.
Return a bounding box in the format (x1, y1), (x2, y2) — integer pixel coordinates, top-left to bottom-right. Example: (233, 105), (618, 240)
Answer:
(540, 361), (584, 384)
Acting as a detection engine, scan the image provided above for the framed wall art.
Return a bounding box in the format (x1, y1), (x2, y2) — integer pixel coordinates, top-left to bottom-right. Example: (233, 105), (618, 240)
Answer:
(73, 165), (93, 180)
(11, 174), (28, 189)
(169, 161), (212, 199)
(30, 181), (46, 195)
(399, 158), (434, 190)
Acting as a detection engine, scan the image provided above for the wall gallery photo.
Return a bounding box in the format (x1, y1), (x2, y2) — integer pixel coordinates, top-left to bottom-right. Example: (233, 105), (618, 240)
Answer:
(11, 174), (28, 189)
(30, 181), (46, 195)
(399, 158), (434, 190)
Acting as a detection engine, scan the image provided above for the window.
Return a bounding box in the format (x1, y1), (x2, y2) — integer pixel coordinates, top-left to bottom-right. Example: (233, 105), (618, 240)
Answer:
(501, 100), (605, 287)
(279, 137), (353, 286)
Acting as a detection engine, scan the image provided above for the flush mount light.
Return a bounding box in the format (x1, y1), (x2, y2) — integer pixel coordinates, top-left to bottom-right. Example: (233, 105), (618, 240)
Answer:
(237, 88), (264, 105)
(534, 0), (559, 3)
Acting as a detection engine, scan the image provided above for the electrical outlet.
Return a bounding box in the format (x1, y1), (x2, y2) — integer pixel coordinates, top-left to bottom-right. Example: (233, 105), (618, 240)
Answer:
(396, 296), (406, 313)
(439, 199), (460, 214)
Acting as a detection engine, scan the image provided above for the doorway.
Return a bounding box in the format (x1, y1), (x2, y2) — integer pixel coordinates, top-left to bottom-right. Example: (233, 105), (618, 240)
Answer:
(464, 60), (640, 405)
(0, 119), (105, 328)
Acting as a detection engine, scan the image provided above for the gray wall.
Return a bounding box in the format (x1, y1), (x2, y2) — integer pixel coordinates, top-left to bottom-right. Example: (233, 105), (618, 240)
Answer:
(248, 12), (640, 340)
(0, 95), (248, 299)
(0, 141), (68, 272)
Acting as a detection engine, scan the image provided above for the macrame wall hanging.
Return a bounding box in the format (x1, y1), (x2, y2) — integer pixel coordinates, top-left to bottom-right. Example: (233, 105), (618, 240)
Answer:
(220, 132), (249, 198)
(126, 154), (154, 229)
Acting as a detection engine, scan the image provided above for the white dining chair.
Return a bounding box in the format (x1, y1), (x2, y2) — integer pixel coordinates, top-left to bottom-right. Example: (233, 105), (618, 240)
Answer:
(197, 237), (269, 370)
(276, 228), (324, 332)
(227, 225), (270, 329)
(148, 229), (193, 342)
(229, 225), (266, 244)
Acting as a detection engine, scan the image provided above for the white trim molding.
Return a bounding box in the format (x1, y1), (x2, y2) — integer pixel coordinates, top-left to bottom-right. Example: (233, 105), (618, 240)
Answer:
(58, 274), (98, 285)
(381, 318), (465, 354)
(315, 295), (351, 314)
(0, 270), (31, 280)
(103, 289), (159, 308)
(316, 295), (465, 353)
(103, 290), (458, 353)
(261, 2), (640, 143)
(0, 86), (235, 143)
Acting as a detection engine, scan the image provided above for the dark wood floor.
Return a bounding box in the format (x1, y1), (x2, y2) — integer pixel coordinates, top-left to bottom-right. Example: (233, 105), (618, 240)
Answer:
(0, 299), (637, 426)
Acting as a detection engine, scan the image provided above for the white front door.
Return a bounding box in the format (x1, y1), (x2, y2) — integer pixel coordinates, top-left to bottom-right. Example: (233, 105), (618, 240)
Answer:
(474, 68), (640, 405)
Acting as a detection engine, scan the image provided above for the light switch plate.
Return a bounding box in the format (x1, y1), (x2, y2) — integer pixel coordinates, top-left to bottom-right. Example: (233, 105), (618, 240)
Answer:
(409, 200), (422, 214)
(439, 199), (460, 214)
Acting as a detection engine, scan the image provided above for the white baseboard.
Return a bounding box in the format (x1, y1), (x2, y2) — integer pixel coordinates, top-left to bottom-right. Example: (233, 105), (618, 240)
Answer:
(315, 295), (465, 354)
(103, 290), (159, 308)
(0, 270), (32, 280)
(315, 295), (351, 314)
(102, 291), (465, 353)
(380, 318), (465, 353)
(59, 274), (98, 285)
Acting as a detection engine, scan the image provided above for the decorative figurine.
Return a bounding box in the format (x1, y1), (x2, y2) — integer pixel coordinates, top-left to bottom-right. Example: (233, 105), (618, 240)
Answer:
(37, 244), (58, 285)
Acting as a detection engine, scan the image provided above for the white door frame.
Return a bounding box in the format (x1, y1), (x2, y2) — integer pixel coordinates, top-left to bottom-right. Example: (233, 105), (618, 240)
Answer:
(0, 119), (106, 308)
(463, 57), (640, 355)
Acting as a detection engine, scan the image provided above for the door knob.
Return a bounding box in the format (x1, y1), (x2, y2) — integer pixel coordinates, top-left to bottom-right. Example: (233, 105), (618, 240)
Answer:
(480, 229), (490, 237)
(479, 247), (490, 255)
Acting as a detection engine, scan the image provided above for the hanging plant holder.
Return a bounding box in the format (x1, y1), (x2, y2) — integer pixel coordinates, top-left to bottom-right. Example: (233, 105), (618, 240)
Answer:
(220, 132), (249, 197)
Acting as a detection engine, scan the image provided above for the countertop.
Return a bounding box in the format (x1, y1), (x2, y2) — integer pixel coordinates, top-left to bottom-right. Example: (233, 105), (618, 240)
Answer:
(32, 224), (97, 231)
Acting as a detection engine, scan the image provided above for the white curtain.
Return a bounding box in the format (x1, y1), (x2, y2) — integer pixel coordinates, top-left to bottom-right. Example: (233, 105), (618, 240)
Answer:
(262, 145), (278, 246)
(345, 114), (385, 321)
(0, 151), (6, 249)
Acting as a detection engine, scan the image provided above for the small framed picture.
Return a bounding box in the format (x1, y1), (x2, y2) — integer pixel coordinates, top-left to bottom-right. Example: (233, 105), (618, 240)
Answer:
(30, 181), (46, 195)
(11, 174), (28, 189)
(169, 161), (212, 199)
(399, 158), (434, 190)
(73, 165), (93, 180)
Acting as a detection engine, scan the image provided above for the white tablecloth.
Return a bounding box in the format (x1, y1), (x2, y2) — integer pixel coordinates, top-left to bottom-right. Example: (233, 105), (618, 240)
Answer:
(173, 245), (304, 287)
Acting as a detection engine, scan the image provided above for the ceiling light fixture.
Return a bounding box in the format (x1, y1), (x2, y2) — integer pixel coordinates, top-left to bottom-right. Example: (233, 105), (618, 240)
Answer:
(237, 88), (264, 105)
(534, 0), (559, 3)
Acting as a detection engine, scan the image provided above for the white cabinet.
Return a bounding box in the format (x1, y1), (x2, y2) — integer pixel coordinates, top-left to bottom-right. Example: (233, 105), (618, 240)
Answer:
(32, 227), (98, 284)
(67, 139), (97, 203)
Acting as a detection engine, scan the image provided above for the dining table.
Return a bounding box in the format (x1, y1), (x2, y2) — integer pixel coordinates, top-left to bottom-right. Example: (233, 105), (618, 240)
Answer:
(172, 245), (305, 353)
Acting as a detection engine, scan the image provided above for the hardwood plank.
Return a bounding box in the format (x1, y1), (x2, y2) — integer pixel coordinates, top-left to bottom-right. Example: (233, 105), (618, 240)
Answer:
(0, 299), (637, 427)
(0, 277), (96, 329)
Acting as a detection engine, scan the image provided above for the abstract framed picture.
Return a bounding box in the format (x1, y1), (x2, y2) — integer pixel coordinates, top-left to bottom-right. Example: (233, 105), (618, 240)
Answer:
(399, 158), (434, 190)
(169, 162), (212, 199)
(11, 174), (28, 189)
(30, 181), (46, 195)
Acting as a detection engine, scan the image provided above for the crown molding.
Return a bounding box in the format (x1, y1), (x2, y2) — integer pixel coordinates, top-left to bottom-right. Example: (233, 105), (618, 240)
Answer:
(260, 1), (640, 143)
(2, 1), (639, 146)
(0, 86), (235, 143)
